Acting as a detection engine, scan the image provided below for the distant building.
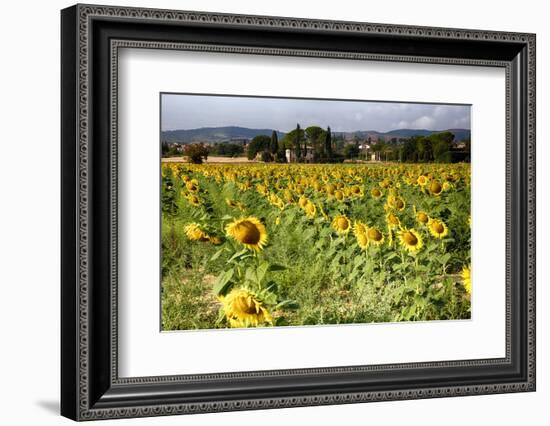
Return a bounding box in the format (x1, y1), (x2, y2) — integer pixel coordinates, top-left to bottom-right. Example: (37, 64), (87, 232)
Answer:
(285, 147), (315, 163)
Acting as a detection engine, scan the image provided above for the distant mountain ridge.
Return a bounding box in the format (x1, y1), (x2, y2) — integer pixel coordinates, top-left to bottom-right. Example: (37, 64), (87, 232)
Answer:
(334, 128), (470, 142)
(161, 126), (470, 144)
(161, 126), (285, 144)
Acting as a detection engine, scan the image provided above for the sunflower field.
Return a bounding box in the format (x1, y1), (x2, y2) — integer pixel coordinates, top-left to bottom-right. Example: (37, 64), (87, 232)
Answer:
(161, 162), (471, 330)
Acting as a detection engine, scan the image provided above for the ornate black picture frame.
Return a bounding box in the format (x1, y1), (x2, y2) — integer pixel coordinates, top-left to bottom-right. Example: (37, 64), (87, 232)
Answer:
(61, 4), (536, 421)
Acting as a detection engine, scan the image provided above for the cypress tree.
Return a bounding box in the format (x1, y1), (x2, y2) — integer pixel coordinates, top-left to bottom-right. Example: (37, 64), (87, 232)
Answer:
(270, 130), (279, 155)
(325, 126), (332, 159)
(294, 123), (301, 162)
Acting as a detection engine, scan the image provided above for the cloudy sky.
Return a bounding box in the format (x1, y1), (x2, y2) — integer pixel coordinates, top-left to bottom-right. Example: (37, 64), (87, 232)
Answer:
(161, 94), (471, 133)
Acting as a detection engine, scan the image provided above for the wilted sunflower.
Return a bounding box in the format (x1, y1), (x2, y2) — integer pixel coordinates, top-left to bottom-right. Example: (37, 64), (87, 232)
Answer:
(428, 218), (449, 239)
(219, 287), (273, 328)
(398, 228), (423, 252)
(367, 227), (385, 246)
(225, 217), (268, 251)
(184, 223), (209, 242)
(332, 215), (351, 234)
(462, 265), (471, 295)
(208, 235), (223, 245)
(353, 222), (369, 249)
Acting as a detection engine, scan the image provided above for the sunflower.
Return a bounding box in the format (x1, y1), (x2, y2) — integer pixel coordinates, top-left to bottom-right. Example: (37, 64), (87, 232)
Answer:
(312, 181), (323, 192)
(334, 190), (345, 201)
(298, 196), (309, 209)
(353, 222), (369, 249)
(386, 212), (401, 229)
(219, 287), (273, 328)
(417, 175), (428, 186)
(428, 218), (449, 239)
(350, 185), (364, 198)
(225, 217), (268, 252)
(225, 198), (245, 211)
(462, 265), (471, 295)
(429, 180), (443, 196)
(304, 200), (317, 218)
(387, 195), (405, 211)
(416, 211), (430, 225)
(186, 194), (201, 206)
(185, 179), (199, 193)
(367, 227), (385, 246)
(184, 223), (209, 242)
(331, 215), (351, 234)
(398, 228), (423, 252)
(370, 187), (383, 199)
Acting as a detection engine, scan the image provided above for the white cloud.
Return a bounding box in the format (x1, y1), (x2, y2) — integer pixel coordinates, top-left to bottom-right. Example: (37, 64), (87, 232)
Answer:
(411, 115), (436, 129)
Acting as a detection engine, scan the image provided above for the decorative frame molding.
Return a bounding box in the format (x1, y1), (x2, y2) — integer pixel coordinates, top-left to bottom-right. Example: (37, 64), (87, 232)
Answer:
(61, 4), (536, 421)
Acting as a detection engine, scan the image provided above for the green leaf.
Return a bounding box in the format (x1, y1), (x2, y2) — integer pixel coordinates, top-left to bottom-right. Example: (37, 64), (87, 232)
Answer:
(244, 267), (257, 284)
(275, 300), (300, 310)
(213, 269), (235, 295)
(256, 262), (270, 284)
(227, 249), (249, 263)
(210, 248), (226, 262)
(302, 228), (316, 241)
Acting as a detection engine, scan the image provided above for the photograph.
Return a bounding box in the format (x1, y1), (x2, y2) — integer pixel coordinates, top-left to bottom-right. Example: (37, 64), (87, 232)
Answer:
(160, 94), (472, 330)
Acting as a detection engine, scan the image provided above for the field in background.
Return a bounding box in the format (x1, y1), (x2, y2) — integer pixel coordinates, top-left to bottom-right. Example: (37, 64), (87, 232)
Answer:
(161, 162), (471, 330)
(162, 156), (252, 163)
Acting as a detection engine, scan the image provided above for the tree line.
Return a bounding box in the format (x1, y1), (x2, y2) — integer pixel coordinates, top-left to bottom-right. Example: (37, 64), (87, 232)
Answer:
(164, 127), (470, 164)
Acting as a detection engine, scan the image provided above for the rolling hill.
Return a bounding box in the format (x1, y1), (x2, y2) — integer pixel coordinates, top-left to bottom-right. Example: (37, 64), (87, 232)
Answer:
(161, 126), (470, 144)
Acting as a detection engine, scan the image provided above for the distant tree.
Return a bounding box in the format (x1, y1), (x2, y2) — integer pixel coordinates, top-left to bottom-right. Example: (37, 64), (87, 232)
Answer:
(260, 151), (273, 162)
(294, 123), (302, 162)
(161, 141), (170, 155)
(247, 135), (271, 160)
(430, 132), (454, 162)
(343, 143), (360, 159)
(280, 127), (305, 149)
(184, 143), (209, 164)
(210, 143), (244, 157)
(161, 142), (181, 157)
(270, 131), (279, 155)
(305, 126), (326, 160)
(416, 137), (432, 162)
(324, 126), (332, 158)
(402, 139), (418, 162)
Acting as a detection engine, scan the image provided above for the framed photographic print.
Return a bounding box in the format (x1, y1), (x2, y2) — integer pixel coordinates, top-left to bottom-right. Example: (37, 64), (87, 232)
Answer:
(61, 4), (536, 421)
